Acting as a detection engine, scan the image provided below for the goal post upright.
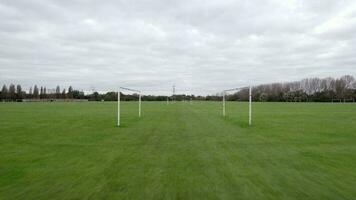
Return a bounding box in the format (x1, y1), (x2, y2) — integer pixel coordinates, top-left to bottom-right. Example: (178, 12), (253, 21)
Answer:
(223, 92), (226, 117)
(139, 92), (142, 117)
(249, 85), (252, 126)
(117, 90), (120, 127)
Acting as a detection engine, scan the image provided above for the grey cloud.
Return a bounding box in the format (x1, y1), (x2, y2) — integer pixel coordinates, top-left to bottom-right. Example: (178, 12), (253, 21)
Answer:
(1, 0), (356, 95)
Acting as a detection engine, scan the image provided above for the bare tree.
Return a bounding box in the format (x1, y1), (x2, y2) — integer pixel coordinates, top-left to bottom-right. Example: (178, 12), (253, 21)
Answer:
(56, 86), (60, 99)
(9, 84), (16, 101)
(33, 85), (39, 99)
(16, 85), (22, 99)
(1, 84), (8, 100)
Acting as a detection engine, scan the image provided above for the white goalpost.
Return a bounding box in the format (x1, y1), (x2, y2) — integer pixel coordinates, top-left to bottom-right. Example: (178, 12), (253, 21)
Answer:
(117, 87), (141, 127)
(222, 86), (252, 126)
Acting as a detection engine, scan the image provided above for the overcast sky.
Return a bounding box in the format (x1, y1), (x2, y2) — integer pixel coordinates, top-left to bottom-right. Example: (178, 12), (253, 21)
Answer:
(1, 0), (356, 95)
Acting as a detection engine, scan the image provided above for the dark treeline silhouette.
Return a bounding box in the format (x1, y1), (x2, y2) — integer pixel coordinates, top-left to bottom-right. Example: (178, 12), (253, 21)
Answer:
(0, 85), (85, 102)
(1, 75), (355, 102)
(228, 75), (356, 102)
(86, 92), (203, 102)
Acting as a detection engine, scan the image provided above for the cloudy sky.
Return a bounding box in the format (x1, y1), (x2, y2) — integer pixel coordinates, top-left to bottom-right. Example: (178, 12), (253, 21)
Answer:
(1, 0), (356, 95)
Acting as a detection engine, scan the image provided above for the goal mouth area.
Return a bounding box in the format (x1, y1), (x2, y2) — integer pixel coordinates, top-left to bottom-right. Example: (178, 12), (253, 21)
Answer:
(117, 87), (142, 127)
(222, 86), (252, 126)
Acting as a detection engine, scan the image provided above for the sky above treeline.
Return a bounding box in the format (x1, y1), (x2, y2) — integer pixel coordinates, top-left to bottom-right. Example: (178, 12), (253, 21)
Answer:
(1, 0), (356, 95)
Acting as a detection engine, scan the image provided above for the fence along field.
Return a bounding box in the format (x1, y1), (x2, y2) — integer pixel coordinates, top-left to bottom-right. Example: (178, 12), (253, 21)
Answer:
(0, 101), (356, 199)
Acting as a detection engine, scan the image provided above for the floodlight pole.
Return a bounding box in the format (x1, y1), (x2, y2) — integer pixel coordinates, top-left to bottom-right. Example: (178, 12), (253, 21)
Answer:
(249, 86), (252, 126)
(117, 91), (120, 127)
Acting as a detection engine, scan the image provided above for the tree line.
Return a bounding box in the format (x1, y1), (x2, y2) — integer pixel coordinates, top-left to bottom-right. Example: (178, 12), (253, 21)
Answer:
(1, 75), (356, 102)
(0, 85), (85, 101)
(0, 84), (203, 102)
(228, 75), (356, 102)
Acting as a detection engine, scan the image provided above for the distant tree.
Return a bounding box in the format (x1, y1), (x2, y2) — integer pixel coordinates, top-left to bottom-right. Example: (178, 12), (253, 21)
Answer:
(33, 85), (39, 99)
(72, 90), (85, 99)
(92, 91), (100, 101)
(28, 87), (33, 99)
(334, 79), (346, 99)
(55, 86), (60, 99)
(43, 87), (47, 99)
(16, 84), (23, 99)
(80, 91), (85, 99)
(104, 92), (117, 101)
(9, 84), (16, 101)
(340, 75), (355, 100)
(259, 93), (268, 101)
(62, 89), (66, 99)
(341, 75), (355, 88)
(67, 86), (73, 99)
(352, 81), (356, 89)
(40, 86), (44, 99)
(1, 84), (8, 100)
(79, 91), (85, 99)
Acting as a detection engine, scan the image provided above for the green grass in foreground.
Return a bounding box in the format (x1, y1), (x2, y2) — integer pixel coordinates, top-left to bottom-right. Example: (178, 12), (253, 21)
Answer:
(0, 101), (356, 199)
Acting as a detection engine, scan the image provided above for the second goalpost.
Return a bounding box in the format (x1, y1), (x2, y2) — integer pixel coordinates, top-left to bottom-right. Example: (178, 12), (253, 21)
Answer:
(117, 87), (142, 127)
(222, 86), (252, 126)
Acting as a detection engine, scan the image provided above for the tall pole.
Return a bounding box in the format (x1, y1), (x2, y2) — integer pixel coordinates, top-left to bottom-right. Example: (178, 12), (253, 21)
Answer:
(223, 92), (226, 117)
(167, 96), (169, 105)
(117, 91), (120, 127)
(139, 92), (141, 117)
(249, 86), (252, 126)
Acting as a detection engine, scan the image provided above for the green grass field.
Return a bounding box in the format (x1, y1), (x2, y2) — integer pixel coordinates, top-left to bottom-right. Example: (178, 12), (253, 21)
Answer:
(1, 101), (356, 199)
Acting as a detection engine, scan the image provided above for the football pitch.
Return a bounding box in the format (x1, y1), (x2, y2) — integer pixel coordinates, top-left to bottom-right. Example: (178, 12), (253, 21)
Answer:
(1, 102), (356, 199)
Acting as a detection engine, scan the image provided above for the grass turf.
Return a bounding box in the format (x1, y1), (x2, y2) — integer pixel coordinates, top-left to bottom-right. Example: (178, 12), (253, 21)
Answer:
(0, 101), (356, 199)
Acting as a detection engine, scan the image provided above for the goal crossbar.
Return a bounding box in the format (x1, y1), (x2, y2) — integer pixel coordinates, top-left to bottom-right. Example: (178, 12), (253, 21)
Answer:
(117, 87), (142, 127)
(120, 87), (140, 93)
(222, 86), (252, 126)
(223, 86), (249, 92)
